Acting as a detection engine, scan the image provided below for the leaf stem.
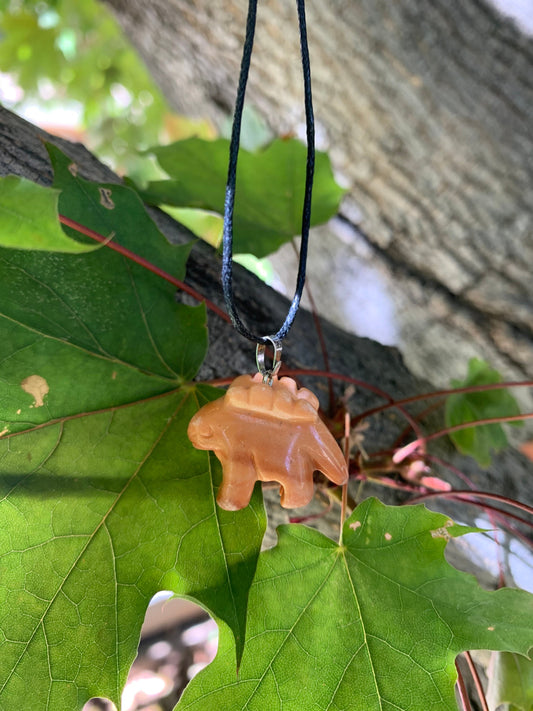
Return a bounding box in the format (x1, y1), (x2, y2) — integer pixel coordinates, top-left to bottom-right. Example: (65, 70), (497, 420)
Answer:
(285, 368), (423, 440)
(394, 412), (533, 463)
(406, 490), (533, 529)
(289, 497), (333, 524)
(455, 661), (473, 711)
(58, 214), (230, 323)
(464, 652), (489, 711)
(423, 454), (476, 489)
(339, 411), (350, 544)
(423, 454), (533, 547)
(354, 381), (533, 423)
(408, 489), (533, 516)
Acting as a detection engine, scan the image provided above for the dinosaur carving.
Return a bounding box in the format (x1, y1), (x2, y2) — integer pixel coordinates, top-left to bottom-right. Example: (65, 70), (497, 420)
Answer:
(188, 373), (348, 510)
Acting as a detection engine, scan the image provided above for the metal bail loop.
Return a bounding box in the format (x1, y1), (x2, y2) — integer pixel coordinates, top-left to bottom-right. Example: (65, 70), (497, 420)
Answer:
(256, 337), (282, 385)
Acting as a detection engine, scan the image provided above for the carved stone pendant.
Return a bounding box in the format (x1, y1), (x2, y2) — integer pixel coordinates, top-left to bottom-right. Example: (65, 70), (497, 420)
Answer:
(187, 373), (348, 510)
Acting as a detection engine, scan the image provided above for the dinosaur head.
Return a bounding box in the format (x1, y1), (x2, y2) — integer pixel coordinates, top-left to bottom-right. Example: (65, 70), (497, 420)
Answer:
(187, 399), (223, 450)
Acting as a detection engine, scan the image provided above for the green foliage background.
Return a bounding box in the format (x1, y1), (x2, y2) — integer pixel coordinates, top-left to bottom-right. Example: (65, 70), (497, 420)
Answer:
(142, 136), (346, 256)
(445, 358), (522, 466)
(0, 0), (202, 176)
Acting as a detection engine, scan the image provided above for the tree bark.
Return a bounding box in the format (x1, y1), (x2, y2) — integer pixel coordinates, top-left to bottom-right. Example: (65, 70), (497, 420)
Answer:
(1, 104), (531, 586)
(102, 0), (533, 410)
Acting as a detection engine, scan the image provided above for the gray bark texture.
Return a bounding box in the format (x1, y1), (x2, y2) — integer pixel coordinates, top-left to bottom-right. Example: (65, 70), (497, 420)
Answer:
(1, 104), (531, 588)
(103, 0), (533, 414)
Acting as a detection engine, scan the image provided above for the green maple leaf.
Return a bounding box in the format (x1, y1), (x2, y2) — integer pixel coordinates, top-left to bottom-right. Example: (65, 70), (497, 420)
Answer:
(0, 147), (266, 709)
(178, 498), (533, 711)
(0, 175), (99, 252)
(140, 136), (346, 257)
(445, 358), (522, 467)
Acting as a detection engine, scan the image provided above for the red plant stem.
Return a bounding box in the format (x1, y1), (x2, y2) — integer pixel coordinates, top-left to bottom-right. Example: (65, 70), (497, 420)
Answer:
(339, 411), (350, 543)
(484, 513), (529, 548)
(203, 376), (235, 387)
(287, 368), (395, 399)
(355, 472), (420, 493)
(354, 380), (533, 423)
(407, 492), (533, 530)
(425, 412), (531, 441)
(59, 214), (230, 323)
(392, 399), (445, 450)
(361, 453), (531, 549)
(455, 661), (472, 711)
(394, 412), (533, 463)
(289, 500), (332, 524)
(423, 454), (476, 489)
(426, 454), (533, 547)
(287, 368), (423, 440)
(464, 652), (489, 711)
(309, 294), (335, 412)
(408, 489), (533, 517)
(459, 499), (533, 529)
(423, 455), (524, 534)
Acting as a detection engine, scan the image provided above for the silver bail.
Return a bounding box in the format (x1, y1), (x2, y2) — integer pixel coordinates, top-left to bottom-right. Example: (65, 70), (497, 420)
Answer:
(256, 336), (282, 385)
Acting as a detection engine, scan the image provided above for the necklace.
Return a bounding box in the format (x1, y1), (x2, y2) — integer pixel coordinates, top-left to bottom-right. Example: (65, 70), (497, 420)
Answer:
(188, 0), (348, 510)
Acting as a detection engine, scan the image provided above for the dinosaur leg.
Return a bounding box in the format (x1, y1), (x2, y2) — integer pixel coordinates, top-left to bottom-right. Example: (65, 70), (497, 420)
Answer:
(216, 460), (257, 511)
(278, 452), (315, 509)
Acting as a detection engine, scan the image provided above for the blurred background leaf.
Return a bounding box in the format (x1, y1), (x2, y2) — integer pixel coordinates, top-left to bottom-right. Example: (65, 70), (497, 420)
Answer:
(0, 0), (215, 179)
(141, 136), (346, 257)
(445, 358), (522, 467)
(487, 652), (533, 711)
(0, 0), (344, 286)
(0, 0), (317, 275)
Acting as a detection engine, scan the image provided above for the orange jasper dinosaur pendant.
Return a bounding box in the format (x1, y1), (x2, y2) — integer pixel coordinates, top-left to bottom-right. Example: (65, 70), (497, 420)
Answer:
(188, 373), (348, 510)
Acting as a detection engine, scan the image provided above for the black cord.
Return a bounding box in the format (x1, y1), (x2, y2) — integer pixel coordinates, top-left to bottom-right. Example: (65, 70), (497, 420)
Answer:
(222, 0), (315, 345)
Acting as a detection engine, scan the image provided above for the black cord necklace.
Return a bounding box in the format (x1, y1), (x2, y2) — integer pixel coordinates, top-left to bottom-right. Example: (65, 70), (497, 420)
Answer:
(221, 0), (315, 375)
(189, 2), (349, 508)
